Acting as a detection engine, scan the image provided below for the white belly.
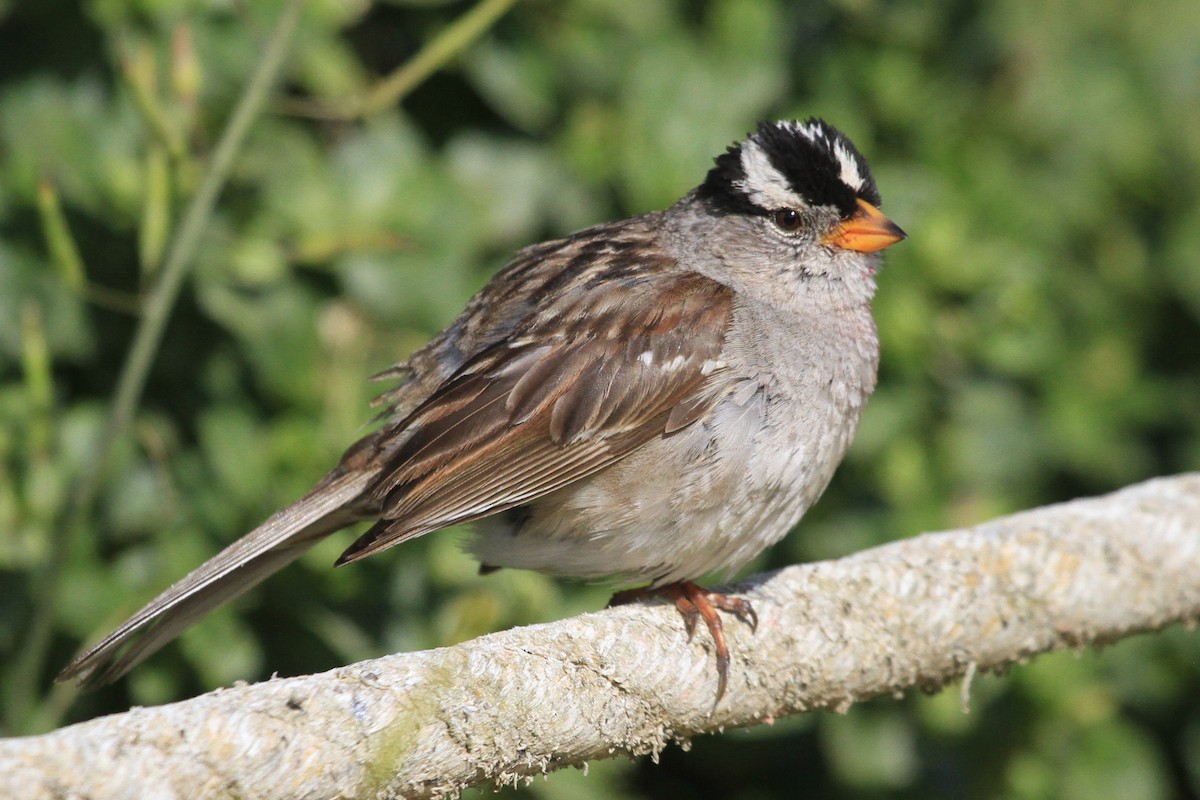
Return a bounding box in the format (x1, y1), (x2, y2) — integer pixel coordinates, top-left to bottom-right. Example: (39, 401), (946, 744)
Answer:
(469, 371), (865, 585)
(468, 298), (878, 585)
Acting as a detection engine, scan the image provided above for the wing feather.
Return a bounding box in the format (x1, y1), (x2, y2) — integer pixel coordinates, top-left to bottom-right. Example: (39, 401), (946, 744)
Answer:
(337, 271), (734, 564)
(58, 470), (376, 686)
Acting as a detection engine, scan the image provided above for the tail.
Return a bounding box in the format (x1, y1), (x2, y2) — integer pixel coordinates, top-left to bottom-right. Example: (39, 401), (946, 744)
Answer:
(57, 469), (376, 688)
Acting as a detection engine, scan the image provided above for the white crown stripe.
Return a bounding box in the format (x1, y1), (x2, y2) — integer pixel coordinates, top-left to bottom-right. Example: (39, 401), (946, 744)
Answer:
(833, 141), (865, 192)
(737, 139), (806, 210)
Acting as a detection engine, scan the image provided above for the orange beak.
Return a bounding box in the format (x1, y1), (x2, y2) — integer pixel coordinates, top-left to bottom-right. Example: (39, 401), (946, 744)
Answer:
(821, 198), (907, 253)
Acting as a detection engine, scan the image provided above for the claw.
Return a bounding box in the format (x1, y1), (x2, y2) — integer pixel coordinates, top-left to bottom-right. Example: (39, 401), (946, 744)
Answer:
(608, 580), (756, 703)
(675, 595), (701, 641)
(711, 594), (758, 631)
(714, 649), (731, 702)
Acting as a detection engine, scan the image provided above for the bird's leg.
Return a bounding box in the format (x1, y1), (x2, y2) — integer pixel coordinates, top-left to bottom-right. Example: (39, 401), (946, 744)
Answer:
(609, 580), (757, 701)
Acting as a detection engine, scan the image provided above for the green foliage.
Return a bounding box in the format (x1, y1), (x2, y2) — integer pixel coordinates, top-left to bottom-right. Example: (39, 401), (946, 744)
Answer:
(1, 0), (1198, 796)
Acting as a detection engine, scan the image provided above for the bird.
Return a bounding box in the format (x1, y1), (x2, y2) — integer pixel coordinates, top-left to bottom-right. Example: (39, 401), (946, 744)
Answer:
(59, 119), (905, 699)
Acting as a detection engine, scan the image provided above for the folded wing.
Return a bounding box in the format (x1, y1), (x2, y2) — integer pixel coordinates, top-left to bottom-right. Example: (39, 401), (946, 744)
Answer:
(338, 270), (733, 563)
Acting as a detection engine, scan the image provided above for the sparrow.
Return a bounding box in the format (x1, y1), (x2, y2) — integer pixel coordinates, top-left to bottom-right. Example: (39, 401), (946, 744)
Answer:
(59, 119), (905, 699)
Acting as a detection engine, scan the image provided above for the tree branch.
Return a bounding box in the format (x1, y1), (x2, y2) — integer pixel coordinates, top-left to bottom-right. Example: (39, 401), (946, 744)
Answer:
(4, 474), (1199, 798)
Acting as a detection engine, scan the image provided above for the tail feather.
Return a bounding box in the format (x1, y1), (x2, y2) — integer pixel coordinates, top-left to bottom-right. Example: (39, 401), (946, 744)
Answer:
(57, 470), (375, 687)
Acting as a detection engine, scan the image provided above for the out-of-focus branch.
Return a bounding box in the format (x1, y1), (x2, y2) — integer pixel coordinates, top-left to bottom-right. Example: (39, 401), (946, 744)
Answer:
(3, 474), (1198, 799)
(281, 0), (522, 119)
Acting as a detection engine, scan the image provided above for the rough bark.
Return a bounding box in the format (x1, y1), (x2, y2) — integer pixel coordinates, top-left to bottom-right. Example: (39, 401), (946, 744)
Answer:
(3, 474), (1199, 799)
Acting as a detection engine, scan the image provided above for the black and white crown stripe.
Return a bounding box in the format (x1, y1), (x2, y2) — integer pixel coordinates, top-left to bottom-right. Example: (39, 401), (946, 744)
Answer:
(736, 136), (807, 211)
(781, 119), (868, 194)
(698, 118), (881, 219)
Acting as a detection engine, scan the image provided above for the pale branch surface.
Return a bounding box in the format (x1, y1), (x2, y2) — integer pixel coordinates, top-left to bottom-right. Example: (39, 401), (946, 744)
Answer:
(3, 474), (1198, 799)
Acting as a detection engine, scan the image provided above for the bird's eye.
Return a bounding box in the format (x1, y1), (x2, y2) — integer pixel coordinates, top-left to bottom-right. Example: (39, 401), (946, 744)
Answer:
(772, 208), (803, 233)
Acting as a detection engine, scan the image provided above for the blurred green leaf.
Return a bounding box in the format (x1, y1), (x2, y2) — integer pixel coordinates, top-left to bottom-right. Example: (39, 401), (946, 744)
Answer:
(822, 707), (919, 788)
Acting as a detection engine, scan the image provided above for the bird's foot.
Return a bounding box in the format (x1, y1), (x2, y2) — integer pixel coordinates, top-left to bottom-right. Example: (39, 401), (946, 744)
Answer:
(609, 580), (757, 702)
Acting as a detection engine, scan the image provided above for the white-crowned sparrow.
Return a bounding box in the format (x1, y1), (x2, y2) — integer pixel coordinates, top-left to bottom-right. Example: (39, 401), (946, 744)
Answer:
(60, 119), (905, 697)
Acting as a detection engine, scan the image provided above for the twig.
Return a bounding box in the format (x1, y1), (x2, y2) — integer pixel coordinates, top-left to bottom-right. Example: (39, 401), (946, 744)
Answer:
(280, 0), (522, 119)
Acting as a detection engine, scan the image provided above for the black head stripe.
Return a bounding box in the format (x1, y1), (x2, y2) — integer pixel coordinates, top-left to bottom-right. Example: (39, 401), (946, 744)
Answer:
(758, 120), (880, 215)
(697, 119), (881, 218)
(697, 140), (765, 216)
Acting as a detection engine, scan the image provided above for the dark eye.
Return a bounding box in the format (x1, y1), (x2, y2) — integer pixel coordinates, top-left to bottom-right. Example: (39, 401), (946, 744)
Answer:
(772, 208), (803, 233)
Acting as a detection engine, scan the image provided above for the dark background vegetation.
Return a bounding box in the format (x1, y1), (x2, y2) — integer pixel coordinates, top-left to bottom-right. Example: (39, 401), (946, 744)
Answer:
(2, 0), (1198, 797)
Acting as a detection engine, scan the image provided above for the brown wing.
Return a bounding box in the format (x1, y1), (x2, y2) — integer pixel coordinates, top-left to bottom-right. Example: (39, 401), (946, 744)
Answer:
(336, 270), (733, 564)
